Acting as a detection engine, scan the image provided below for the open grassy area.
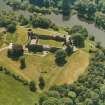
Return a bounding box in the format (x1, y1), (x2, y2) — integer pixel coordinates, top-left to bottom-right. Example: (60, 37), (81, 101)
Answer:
(0, 72), (38, 105)
(0, 49), (89, 90)
(0, 26), (90, 90)
(0, 26), (65, 47)
(39, 39), (63, 47)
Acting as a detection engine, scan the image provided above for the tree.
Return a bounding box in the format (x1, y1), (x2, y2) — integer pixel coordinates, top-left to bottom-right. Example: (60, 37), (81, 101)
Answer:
(84, 98), (94, 105)
(32, 17), (52, 28)
(55, 49), (67, 65)
(8, 44), (24, 59)
(97, 1), (105, 13)
(71, 25), (88, 38)
(29, 0), (44, 7)
(9, 1), (21, 10)
(29, 80), (36, 92)
(42, 97), (60, 105)
(62, 0), (70, 16)
(96, 42), (101, 48)
(65, 46), (73, 56)
(95, 0), (99, 5)
(18, 15), (28, 26)
(86, 2), (96, 20)
(6, 23), (16, 33)
(44, 0), (51, 8)
(72, 33), (85, 48)
(89, 91), (99, 105)
(39, 94), (48, 105)
(19, 56), (26, 69)
(60, 98), (73, 105)
(100, 84), (105, 101)
(89, 36), (95, 41)
(47, 90), (60, 98)
(68, 91), (77, 100)
(39, 76), (45, 90)
(0, 18), (6, 27)
(76, 0), (96, 20)
(95, 12), (105, 30)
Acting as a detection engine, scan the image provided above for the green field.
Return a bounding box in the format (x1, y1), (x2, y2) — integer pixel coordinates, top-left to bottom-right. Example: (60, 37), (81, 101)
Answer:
(0, 26), (91, 90)
(0, 26), (66, 48)
(0, 72), (38, 105)
(0, 49), (89, 90)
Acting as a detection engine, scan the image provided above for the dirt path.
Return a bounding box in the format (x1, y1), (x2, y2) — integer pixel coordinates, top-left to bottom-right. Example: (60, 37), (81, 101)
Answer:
(0, 46), (8, 52)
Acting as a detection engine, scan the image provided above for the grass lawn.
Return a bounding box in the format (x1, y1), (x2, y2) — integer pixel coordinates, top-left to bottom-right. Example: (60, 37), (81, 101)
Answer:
(0, 26), (65, 47)
(0, 72), (38, 105)
(0, 49), (89, 90)
(0, 26), (89, 90)
(39, 39), (63, 47)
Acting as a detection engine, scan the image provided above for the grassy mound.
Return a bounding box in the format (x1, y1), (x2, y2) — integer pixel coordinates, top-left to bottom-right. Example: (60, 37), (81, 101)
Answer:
(0, 26), (90, 90)
(0, 49), (89, 90)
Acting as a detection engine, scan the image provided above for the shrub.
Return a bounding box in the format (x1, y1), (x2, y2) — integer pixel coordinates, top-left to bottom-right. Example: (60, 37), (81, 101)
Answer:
(89, 36), (95, 41)
(96, 42), (101, 48)
(19, 56), (26, 69)
(32, 17), (52, 28)
(39, 76), (45, 90)
(29, 80), (37, 92)
(28, 45), (43, 52)
(95, 12), (105, 30)
(0, 66), (3, 71)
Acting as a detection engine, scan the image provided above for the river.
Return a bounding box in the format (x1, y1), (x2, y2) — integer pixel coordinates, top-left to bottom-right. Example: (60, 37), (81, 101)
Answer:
(45, 13), (105, 47)
(0, 0), (105, 47)
(0, 0), (31, 17)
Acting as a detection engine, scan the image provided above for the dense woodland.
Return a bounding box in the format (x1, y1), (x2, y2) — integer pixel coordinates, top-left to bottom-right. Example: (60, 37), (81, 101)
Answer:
(3, 0), (105, 30)
(36, 48), (105, 105)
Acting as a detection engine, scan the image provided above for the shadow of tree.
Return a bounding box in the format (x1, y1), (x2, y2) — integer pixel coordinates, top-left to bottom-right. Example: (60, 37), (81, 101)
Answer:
(55, 59), (67, 67)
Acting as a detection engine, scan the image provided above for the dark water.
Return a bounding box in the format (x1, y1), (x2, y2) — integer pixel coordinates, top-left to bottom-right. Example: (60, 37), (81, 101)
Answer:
(1, 0), (105, 47)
